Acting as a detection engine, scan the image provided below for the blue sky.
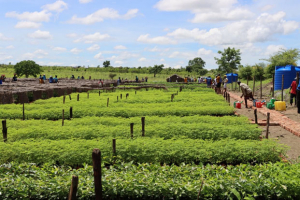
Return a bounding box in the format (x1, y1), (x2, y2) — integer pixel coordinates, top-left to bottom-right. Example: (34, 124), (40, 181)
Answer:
(0, 0), (299, 69)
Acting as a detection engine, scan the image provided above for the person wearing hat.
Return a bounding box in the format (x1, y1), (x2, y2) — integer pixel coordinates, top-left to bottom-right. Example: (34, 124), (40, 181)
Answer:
(237, 81), (254, 100)
(223, 75), (228, 92)
(289, 77), (298, 106)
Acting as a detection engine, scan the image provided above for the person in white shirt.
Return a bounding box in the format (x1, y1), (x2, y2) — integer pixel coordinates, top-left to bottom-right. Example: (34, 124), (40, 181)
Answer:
(223, 75), (228, 92)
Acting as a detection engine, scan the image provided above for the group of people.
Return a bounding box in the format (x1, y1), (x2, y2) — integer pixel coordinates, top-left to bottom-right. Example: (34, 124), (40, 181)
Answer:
(39, 74), (58, 83)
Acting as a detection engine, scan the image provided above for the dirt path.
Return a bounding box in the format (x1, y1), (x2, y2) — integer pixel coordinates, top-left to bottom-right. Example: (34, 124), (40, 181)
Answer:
(227, 93), (300, 161)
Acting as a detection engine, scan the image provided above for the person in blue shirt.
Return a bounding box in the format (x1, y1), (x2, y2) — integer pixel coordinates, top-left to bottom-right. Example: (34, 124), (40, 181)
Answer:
(43, 74), (46, 80)
(53, 75), (58, 83)
(297, 80), (300, 114)
(49, 76), (53, 83)
(206, 76), (212, 88)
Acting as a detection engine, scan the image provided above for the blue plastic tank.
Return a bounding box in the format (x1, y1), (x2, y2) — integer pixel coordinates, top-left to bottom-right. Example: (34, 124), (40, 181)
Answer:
(274, 65), (300, 91)
(226, 73), (238, 83)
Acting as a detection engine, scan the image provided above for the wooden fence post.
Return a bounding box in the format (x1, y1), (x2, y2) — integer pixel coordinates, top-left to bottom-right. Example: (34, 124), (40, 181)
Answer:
(87, 92), (89, 99)
(77, 94), (79, 101)
(23, 103), (25, 120)
(117, 96), (118, 102)
(120, 94), (122, 99)
(272, 73), (275, 98)
(62, 109), (64, 126)
(70, 107), (73, 119)
(92, 149), (102, 200)
(254, 109), (258, 124)
(228, 94), (230, 105)
(130, 123), (134, 138)
(113, 139), (117, 155)
(99, 91), (100, 96)
(63, 96), (65, 104)
(69, 94), (72, 100)
(266, 113), (270, 139)
(281, 74), (284, 101)
(2, 120), (7, 142)
(68, 175), (78, 200)
(260, 76), (262, 99)
(141, 117), (145, 137)
(135, 91), (137, 95)
(107, 98), (109, 107)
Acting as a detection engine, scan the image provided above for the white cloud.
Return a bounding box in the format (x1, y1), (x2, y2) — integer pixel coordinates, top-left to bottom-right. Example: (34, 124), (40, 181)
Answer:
(115, 61), (124, 65)
(169, 48), (213, 59)
(197, 48), (213, 55)
(139, 57), (146, 61)
(22, 49), (48, 59)
(0, 54), (13, 61)
(265, 45), (286, 56)
(163, 28), (170, 32)
(114, 45), (127, 50)
(74, 32), (110, 43)
(15, 21), (42, 29)
(167, 12), (299, 45)
(66, 33), (77, 38)
(52, 47), (67, 51)
(42, 1), (68, 13)
(6, 10), (52, 22)
(47, 62), (63, 66)
(6, 45), (14, 49)
(137, 34), (177, 44)
(70, 48), (82, 54)
(94, 52), (102, 59)
(0, 33), (13, 41)
(261, 5), (274, 12)
(87, 44), (100, 51)
(109, 51), (139, 61)
(29, 30), (52, 39)
(145, 46), (170, 52)
(67, 8), (138, 24)
(160, 58), (165, 62)
(79, 0), (93, 3)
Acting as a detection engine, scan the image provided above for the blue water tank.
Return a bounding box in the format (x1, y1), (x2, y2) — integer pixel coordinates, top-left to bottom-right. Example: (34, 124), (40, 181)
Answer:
(274, 65), (300, 90)
(226, 73), (238, 83)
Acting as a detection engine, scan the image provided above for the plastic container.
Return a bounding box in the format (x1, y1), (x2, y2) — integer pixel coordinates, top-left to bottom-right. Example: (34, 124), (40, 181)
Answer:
(256, 101), (262, 108)
(275, 101), (286, 111)
(233, 101), (238, 108)
(267, 103), (274, 109)
(0, 80), (2, 84)
(270, 98), (276, 104)
(236, 102), (241, 109)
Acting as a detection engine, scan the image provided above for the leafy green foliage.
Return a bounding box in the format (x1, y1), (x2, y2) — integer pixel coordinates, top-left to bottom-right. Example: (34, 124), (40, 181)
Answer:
(186, 57), (207, 75)
(0, 138), (286, 165)
(1, 162), (300, 199)
(215, 47), (241, 73)
(238, 65), (252, 79)
(103, 60), (110, 68)
(14, 60), (43, 78)
(149, 64), (164, 77)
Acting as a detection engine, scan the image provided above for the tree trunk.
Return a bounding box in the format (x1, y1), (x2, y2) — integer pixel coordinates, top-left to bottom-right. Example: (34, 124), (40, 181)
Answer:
(154, 74), (156, 77)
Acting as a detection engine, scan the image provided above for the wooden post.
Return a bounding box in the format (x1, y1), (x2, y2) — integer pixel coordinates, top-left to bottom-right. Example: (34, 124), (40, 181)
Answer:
(228, 94), (230, 105)
(281, 74), (284, 101)
(272, 73), (275, 98)
(120, 94), (122, 99)
(254, 109), (258, 124)
(87, 92), (89, 99)
(266, 112), (270, 139)
(107, 98), (109, 107)
(141, 117), (145, 137)
(117, 96), (118, 102)
(112, 139), (116, 154)
(260, 76), (262, 99)
(245, 97), (248, 108)
(62, 109), (64, 126)
(68, 175), (78, 200)
(135, 91), (137, 95)
(92, 149), (102, 200)
(89, 76), (91, 80)
(70, 107), (73, 119)
(63, 96), (65, 104)
(77, 94), (79, 101)
(23, 103), (25, 120)
(130, 123), (134, 138)
(253, 76), (255, 98)
(224, 91), (226, 99)
(69, 94), (71, 100)
(2, 120), (7, 142)
(99, 91), (100, 96)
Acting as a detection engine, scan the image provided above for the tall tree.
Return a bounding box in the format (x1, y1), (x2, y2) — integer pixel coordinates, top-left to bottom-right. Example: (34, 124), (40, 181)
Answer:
(261, 48), (300, 77)
(103, 60), (110, 68)
(186, 57), (206, 73)
(149, 64), (164, 77)
(14, 60), (43, 78)
(214, 47), (241, 73)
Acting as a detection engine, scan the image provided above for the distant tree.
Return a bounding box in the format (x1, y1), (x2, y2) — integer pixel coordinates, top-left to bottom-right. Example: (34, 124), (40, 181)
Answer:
(186, 57), (206, 73)
(214, 47), (241, 73)
(238, 65), (252, 79)
(109, 73), (117, 79)
(149, 64), (164, 77)
(261, 48), (300, 77)
(14, 60), (43, 78)
(103, 60), (110, 68)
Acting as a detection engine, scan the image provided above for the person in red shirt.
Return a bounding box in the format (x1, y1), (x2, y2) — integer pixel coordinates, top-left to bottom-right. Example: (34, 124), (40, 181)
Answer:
(289, 77), (297, 106)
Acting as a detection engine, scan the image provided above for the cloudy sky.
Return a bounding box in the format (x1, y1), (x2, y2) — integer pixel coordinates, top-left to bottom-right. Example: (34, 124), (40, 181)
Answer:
(0, 0), (299, 69)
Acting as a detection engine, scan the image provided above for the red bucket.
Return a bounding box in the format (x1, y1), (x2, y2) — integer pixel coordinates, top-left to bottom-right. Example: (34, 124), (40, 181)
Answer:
(236, 102), (241, 109)
(256, 101), (262, 108)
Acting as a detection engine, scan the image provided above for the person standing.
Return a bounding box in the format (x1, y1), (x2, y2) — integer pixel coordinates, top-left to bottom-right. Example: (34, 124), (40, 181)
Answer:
(136, 76), (139, 83)
(206, 76), (212, 88)
(216, 74), (221, 94)
(223, 75), (228, 92)
(289, 77), (297, 106)
(297, 80), (300, 114)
